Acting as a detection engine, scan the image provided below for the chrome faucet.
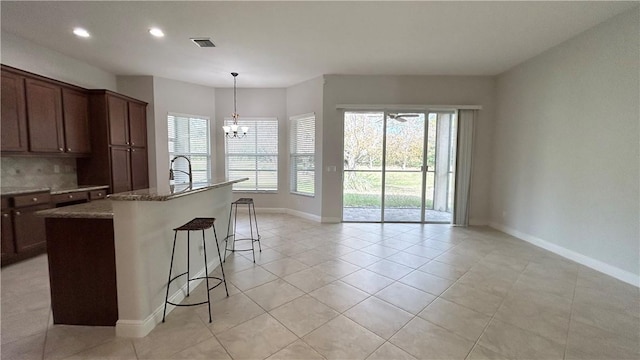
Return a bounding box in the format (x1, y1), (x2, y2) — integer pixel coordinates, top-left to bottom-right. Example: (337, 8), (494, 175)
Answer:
(169, 155), (193, 184)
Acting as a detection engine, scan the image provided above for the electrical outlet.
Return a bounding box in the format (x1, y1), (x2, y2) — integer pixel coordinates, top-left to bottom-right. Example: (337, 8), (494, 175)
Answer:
(53, 165), (60, 173)
(198, 245), (204, 255)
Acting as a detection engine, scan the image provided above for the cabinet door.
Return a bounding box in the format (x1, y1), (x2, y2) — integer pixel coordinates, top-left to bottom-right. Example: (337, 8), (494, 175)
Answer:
(110, 147), (132, 193)
(128, 102), (147, 148)
(130, 147), (149, 190)
(1, 210), (16, 259)
(107, 96), (129, 146)
(62, 88), (91, 154)
(1, 70), (28, 152)
(25, 79), (64, 153)
(13, 204), (49, 253)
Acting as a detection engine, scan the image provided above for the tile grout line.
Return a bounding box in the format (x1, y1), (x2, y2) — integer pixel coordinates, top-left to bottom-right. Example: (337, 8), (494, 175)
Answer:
(562, 263), (580, 360)
(461, 258), (529, 359)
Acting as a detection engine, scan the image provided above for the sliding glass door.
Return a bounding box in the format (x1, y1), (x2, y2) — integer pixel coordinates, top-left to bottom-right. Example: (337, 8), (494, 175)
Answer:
(383, 112), (425, 221)
(343, 110), (457, 223)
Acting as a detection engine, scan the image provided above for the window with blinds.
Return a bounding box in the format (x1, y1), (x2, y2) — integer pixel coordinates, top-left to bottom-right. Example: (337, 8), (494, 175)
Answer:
(225, 118), (278, 191)
(290, 113), (315, 196)
(168, 114), (211, 184)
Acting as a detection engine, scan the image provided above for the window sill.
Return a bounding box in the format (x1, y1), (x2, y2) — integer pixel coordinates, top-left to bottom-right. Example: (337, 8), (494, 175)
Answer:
(290, 192), (315, 198)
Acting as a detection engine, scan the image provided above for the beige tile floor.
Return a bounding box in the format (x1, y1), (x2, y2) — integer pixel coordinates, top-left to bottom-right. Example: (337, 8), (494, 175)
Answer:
(2, 213), (639, 359)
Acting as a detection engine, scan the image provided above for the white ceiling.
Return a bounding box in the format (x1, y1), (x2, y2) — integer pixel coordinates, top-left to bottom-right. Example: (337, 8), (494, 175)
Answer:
(1, 1), (636, 88)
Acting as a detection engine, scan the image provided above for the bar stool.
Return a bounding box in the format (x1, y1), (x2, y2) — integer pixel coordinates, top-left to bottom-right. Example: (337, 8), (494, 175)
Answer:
(224, 198), (262, 262)
(163, 217), (228, 323)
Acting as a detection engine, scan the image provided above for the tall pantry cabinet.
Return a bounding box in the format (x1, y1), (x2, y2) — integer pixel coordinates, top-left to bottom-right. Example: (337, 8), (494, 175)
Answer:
(77, 90), (149, 193)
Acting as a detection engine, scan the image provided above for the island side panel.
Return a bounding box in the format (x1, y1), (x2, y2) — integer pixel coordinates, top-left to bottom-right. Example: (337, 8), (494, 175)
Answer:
(112, 185), (232, 337)
(46, 217), (118, 326)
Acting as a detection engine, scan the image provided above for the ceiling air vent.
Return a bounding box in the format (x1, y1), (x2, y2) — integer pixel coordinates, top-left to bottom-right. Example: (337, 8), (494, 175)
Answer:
(190, 37), (216, 48)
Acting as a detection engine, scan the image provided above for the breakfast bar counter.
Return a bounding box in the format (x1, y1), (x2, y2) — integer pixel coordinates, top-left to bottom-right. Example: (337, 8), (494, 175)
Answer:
(38, 178), (247, 336)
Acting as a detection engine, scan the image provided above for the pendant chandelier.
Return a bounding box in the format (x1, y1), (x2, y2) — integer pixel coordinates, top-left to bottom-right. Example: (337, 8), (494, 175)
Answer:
(222, 72), (248, 138)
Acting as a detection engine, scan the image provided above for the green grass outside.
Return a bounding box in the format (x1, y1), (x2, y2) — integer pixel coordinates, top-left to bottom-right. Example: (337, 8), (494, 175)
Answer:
(344, 171), (434, 208)
(344, 193), (433, 208)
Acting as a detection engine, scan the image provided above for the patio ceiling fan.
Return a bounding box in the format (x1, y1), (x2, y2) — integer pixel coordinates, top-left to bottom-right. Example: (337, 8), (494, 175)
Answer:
(388, 113), (419, 122)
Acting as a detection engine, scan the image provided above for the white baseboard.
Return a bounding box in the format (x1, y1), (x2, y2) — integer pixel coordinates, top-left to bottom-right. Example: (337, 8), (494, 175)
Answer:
(286, 208), (322, 222)
(248, 207), (324, 223)
(116, 258), (221, 338)
(489, 222), (639, 288)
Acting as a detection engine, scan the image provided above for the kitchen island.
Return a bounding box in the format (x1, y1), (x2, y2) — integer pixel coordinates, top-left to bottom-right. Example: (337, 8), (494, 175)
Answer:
(38, 178), (247, 337)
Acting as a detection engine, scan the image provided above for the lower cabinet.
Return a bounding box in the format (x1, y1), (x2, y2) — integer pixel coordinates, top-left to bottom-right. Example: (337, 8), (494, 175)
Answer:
(1, 209), (16, 260)
(1, 192), (51, 266)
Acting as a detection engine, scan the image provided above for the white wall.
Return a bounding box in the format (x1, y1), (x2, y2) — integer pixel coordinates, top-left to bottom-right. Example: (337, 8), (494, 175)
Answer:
(321, 75), (496, 223)
(286, 76), (324, 217)
(215, 88), (288, 209)
(153, 77), (216, 191)
(491, 8), (639, 281)
(1, 31), (117, 90)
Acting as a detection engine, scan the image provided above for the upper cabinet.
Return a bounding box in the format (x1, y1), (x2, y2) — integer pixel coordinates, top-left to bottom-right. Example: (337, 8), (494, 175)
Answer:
(25, 78), (64, 153)
(107, 95), (147, 148)
(77, 90), (148, 193)
(0, 70), (28, 152)
(62, 88), (91, 154)
(128, 101), (147, 148)
(1, 65), (91, 156)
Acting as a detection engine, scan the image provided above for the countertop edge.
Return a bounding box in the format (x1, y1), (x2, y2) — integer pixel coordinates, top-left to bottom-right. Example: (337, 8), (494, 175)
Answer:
(36, 199), (113, 219)
(107, 178), (249, 201)
(50, 185), (109, 195)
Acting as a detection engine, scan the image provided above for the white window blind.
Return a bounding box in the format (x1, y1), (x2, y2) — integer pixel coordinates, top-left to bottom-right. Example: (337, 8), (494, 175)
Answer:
(290, 114), (315, 196)
(225, 118), (278, 191)
(168, 114), (211, 184)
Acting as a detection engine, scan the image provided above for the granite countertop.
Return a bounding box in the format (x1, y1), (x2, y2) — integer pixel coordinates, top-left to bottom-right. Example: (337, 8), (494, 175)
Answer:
(1, 185), (109, 197)
(108, 178), (249, 201)
(50, 185), (109, 195)
(0, 187), (51, 196)
(36, 199), (113, 219)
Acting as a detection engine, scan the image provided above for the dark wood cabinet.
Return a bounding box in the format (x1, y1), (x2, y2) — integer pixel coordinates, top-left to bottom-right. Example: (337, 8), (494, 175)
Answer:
(107, 96), (129, 146)
(130, 147), (149, 190)
(62, 88), (91, 154)
(13, 204), (49, 252)
(1, 209), (16, 260)
(110, 147), (132, 194)
(77, 91), (148, 194)
(25, 78), (64, 153)
(1, 69), (28, 152)
(128, 102), (147, 148)
(1, 191), (52, 266)
(1, 65), (91, 156)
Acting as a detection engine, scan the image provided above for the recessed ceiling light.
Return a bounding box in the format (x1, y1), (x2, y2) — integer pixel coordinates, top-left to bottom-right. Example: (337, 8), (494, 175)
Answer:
(73, 28), (90, 38)
(149, 28), (165, 38)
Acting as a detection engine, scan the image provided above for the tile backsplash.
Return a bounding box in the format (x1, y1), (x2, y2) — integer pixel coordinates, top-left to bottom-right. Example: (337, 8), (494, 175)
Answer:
(1, 157), (77, 189)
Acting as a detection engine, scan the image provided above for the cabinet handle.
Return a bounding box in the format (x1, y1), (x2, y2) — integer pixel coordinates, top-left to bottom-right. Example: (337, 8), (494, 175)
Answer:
(32, 197), (38, 202)
(126, 141), (130, 145)
(3, 213), (8, 218)
(127, 149), (131, 152)
(67, 148), (72, 152)
(97, 192), (103, 197)
(15, 211), (21, 216)
(68, 195), (74, 199)
(58, 147), (64, 152)
(131, 142), (135, 146)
